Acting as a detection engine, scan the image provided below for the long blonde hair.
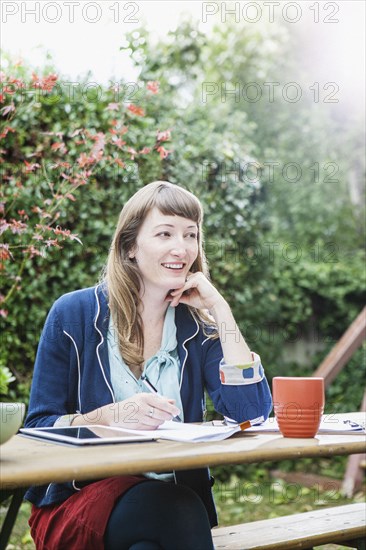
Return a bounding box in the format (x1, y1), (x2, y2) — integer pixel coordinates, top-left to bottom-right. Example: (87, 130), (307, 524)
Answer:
(104, 181), (216, 369)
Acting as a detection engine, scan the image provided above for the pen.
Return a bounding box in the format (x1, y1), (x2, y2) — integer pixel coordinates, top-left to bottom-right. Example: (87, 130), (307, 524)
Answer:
(141, 375), (163, 397)
(239, 420), (252, 431)
(239, 416), (264, 431)
(141, 375), (181, 420)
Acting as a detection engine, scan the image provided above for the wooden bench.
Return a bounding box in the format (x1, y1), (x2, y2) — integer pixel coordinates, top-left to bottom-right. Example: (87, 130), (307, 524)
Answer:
(212, 502), (366, 549)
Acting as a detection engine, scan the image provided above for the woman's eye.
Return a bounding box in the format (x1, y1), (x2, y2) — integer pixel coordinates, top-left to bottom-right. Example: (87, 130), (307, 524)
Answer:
(156, 231), (197, 239)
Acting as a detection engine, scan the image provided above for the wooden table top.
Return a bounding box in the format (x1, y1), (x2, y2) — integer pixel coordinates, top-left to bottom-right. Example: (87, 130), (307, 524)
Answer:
(1, 416), (365, 489)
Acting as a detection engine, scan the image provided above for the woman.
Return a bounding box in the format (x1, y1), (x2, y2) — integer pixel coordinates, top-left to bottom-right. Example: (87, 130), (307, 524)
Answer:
(25, 181), (272, 549)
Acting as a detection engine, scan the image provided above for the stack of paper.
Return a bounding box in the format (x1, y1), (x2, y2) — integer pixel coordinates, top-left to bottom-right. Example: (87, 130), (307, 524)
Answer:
(120, 414), (365, 441)
(123, 420), (242, 442)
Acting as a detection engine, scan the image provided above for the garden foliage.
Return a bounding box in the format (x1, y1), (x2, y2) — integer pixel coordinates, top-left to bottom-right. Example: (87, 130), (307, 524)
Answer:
(1, 20), (365, 410)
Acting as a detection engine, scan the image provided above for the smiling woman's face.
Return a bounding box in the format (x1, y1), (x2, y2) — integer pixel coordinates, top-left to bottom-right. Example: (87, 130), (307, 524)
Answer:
(130, 207), (199, 294)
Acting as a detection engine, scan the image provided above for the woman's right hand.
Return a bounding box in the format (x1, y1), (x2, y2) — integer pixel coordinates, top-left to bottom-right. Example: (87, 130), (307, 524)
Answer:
(74, 393), (180, 431)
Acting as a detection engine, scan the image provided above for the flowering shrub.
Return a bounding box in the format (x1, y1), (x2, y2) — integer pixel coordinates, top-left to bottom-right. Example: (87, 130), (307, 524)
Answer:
(0, 60), (170, 395)
(0, 65), (168, 316)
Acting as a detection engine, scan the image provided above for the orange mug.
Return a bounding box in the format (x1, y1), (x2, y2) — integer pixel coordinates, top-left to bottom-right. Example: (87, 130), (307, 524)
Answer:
(272, 377), (325, 438)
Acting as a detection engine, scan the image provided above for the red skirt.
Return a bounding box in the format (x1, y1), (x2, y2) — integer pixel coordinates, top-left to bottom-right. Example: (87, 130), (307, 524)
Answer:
(28, 476), (146, 550)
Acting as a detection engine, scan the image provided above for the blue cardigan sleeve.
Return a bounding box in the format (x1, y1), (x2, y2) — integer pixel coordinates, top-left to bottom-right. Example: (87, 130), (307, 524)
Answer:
(25, 301), (77, 428)
(202, 337), (272, 423)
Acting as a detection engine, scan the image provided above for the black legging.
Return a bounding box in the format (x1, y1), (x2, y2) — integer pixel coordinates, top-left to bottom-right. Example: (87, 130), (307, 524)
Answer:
(104, 480), (214, 550)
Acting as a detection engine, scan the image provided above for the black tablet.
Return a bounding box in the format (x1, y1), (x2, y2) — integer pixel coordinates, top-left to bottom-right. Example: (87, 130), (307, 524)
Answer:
(20, 425), (156, 446)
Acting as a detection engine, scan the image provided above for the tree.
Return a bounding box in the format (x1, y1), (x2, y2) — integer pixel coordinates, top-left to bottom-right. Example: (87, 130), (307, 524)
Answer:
(122, 19), (365, 375)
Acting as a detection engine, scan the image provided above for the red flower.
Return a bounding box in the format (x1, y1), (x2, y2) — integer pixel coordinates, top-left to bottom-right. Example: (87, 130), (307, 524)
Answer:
(51, 142), (66, 152)
(0, 244), (12, 261)
(31, 73), (43, 89)
(147, 81), (159, 94)
(10, 219), (27, 234)
(32, 234), (44, 241)
(31, 72), (58, 92)
(35, 223), (52, 232)
(109, 157), (125, 168)
(77, 153), (96, 167)
(127, 104), (145, 117)
(156, 129), (171, 142)
(44, 74), (58, 92)
(112, 137), (126, 149)
(26, 245), (44, 259)
(24, 160), (40, 172)
(2, 78), (25, 95)
(127, 147), (137, 160)
(156, 146), (171, 159)
(44, 238), (60, 248)
(0, 126), (16, 139)
(53, 227), (81, 243)
(17, 210), (29, 220)
(90, 132), (106, 156)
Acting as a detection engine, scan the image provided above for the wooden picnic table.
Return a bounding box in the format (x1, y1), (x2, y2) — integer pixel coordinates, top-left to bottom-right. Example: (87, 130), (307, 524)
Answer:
(1, 413), (365, 489)
(0, 413), (365, 549)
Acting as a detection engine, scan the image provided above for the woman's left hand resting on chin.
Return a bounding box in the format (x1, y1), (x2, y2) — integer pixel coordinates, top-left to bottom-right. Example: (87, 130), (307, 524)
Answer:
(167, 271), (254, 366)
(167, 271), (225, 311)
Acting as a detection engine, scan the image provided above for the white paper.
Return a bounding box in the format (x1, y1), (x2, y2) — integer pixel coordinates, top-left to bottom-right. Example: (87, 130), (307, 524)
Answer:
(121, 420), (241, 442)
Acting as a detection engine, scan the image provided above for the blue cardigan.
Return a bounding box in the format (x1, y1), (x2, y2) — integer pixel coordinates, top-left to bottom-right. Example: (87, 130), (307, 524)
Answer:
(25, 285), (272, 526)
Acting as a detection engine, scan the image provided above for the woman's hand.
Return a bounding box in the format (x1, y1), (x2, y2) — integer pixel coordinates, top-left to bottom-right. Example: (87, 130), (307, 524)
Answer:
(100, 393), (180, 430)
(167, 271), (225, 311)
(73, 393), (180, 431)
(166, 271), (253, 365)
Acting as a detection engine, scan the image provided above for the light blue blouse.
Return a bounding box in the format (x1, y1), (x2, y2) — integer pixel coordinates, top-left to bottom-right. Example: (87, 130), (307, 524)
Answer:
(107, 306), (184, 481)
(107, 305), (184, 421)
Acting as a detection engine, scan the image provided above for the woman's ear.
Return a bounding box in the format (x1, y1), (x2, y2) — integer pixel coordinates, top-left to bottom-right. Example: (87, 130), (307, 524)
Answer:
(128, 245), (137, 261)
